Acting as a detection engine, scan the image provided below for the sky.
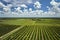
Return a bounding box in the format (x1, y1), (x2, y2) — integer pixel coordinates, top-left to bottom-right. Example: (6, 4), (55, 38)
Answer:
(0, 0), (60, 17)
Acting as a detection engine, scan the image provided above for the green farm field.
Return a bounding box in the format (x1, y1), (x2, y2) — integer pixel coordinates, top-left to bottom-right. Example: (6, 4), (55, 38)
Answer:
(0, 18), (60, 40)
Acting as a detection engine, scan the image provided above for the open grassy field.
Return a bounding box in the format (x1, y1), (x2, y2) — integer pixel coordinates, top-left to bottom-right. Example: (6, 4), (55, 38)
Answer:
(0, 18), (60, 40)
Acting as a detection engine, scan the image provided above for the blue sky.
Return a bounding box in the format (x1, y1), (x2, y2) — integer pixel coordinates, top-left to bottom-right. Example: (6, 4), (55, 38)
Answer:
(0, 0), (60, 17)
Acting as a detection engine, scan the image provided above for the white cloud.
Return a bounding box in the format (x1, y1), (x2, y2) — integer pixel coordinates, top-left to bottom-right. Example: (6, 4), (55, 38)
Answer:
(10, 0), (33, 7)
(34, 1), (41, 9)
(3, 0), (12, 2)
(3, 0), (40, 4)
(27, 0), (32, 3)
(3, 7), (11, 14)
(23, 9), (28, 14)
(50, 0), (58, 6)
(47, 6), (51, 10)
(3, 4), (13, 12)
(0, 0), (60, 17)
(15, 7), (23, 14)
(29, 8), (32, 12)
(20, 4), (27, 8)
(7, 4), (13, 8)
(0, 2), (12, 14)
(0, 2), (5, 8)
(50, 0), (60, 14)
(0, 2), (12, 8)
(3, 0), (40, 7)
(0, 4), (12, 14)
(47, 11), (56, 15)
(16, 7), (21, 11)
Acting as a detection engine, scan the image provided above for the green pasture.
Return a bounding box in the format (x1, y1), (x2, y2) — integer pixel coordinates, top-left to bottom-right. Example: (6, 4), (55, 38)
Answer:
(0, 18), (60, 40)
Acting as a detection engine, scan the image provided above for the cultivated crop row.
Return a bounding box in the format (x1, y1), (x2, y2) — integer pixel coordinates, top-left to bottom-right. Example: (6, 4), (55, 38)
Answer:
(1, 25), (60, 40)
